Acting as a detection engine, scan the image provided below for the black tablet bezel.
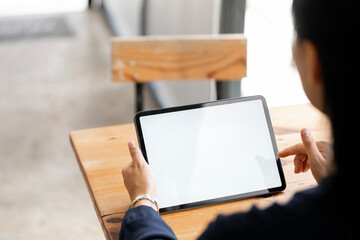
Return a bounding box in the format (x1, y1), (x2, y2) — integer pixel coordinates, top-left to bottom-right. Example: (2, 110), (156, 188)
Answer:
(134, 95), (286, 214)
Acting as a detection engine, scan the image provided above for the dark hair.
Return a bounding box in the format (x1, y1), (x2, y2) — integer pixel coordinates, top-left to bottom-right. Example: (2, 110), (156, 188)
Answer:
(292, 0), (360, 238)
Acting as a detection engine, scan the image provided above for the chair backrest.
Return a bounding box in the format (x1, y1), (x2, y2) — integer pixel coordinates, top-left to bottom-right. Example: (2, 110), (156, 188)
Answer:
(112, 34), (247, 83)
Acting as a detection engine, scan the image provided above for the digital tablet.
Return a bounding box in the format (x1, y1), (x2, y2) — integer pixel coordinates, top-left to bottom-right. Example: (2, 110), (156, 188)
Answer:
(134, 95), (286, 213)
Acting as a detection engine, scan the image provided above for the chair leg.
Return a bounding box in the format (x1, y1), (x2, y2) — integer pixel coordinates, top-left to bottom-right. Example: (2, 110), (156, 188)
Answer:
(136, 83), (144, 112)
(216, 81), (223, 100)
(216, 81), (242, 100)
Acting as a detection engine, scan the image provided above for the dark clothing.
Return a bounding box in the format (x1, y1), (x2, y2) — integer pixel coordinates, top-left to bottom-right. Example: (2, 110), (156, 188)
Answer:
(119, 205), (176, 240)
(120, 177), (336, 240)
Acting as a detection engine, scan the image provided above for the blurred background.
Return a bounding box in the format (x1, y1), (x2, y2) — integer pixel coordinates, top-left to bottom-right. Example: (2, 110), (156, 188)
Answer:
(0, 0), (308, 239)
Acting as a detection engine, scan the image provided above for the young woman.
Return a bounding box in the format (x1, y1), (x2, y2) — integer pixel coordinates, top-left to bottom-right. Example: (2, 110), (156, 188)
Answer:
(120, 0), (360, 239)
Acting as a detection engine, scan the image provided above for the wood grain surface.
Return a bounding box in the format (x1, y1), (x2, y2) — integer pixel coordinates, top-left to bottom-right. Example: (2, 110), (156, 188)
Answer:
(112, 34), (247, 82)
(70, 103), (331, 240)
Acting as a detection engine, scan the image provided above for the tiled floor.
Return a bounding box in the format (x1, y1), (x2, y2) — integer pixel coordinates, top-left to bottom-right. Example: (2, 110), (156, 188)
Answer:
(0, 10), (156, 239)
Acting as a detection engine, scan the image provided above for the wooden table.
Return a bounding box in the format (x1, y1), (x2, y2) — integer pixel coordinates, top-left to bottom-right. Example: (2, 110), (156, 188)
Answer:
(70, 103), (331, 240)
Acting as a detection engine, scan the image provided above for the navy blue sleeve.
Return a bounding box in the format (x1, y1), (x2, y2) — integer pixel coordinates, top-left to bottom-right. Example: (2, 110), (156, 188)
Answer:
(119, 206), (177, 240)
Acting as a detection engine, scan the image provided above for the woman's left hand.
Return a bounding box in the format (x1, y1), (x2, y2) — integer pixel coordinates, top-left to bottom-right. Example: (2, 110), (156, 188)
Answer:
(122, 140), (157, 211)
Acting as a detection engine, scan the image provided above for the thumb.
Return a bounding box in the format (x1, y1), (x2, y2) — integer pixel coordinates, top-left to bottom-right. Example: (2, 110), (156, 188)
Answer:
(300, 128), (320, 160)
(128, 140), (146, 167)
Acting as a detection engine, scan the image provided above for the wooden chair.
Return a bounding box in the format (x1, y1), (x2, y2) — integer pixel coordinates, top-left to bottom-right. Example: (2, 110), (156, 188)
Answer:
(111, 34), (247, 112)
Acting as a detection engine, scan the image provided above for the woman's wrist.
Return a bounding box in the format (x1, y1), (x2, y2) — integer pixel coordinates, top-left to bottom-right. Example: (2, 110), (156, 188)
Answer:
(129, 194), (159, 212)
(133, 199), (158, 212)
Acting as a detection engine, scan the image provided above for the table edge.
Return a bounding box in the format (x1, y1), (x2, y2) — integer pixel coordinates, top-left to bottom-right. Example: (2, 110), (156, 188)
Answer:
(69, 133), (111, 240)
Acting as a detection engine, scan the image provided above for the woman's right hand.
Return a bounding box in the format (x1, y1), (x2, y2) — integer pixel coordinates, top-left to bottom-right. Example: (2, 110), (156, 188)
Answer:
(277, 128), (333, 183)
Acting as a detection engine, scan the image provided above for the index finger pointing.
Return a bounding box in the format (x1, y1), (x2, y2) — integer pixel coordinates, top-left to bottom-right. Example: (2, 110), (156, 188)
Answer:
(128, 140), (146, 167)
(278, 143), (307, 157)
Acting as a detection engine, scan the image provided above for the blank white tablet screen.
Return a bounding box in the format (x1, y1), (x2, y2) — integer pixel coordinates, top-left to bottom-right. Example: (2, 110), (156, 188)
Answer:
(139, 99), (281, 209)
